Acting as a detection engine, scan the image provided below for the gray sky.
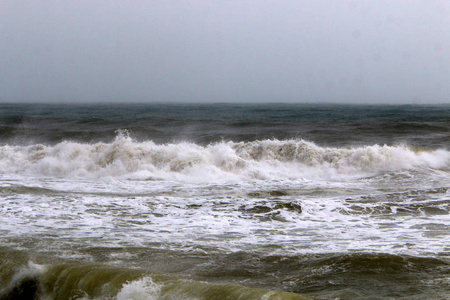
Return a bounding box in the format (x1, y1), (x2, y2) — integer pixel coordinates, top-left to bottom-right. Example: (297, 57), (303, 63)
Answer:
(1, 0), (449, 104)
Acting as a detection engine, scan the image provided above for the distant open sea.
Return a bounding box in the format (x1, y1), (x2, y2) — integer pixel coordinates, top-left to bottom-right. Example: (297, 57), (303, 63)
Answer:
(0, 103), (449, 299)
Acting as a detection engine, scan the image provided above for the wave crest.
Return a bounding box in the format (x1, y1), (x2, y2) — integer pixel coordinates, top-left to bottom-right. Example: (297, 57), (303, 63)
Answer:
(0, 135), (448, 181)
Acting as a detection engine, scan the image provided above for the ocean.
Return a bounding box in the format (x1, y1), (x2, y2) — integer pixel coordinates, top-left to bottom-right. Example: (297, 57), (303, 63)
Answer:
(0, 103), (449, 299)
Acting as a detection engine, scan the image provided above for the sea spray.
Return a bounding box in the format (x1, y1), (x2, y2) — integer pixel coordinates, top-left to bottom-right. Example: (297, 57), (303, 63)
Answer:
(0, 136), (448, 182)
(114, 277), (161, 300)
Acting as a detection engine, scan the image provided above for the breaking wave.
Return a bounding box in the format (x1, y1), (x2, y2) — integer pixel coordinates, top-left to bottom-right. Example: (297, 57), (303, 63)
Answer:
(0, 132), (448, 182)
(0, 259), (307, 300)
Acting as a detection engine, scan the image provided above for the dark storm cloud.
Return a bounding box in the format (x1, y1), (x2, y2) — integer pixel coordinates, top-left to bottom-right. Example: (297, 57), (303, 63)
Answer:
(0, 0), (449, 103)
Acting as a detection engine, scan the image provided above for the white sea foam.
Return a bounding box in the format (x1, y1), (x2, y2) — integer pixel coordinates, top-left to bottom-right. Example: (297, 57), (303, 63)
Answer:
(0, 135), (448, 183)
(1, 135), (449, 259)
(115, 277), (161, 300)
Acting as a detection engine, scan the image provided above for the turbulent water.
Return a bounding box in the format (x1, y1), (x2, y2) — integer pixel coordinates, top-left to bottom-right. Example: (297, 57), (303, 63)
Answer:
(0, 103), (449, 299)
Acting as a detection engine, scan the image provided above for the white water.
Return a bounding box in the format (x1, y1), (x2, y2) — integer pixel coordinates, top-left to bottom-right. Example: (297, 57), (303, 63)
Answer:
(0, 135), (448, 182)
(0, 136), (449, 263)
(114, 277), (161, 300)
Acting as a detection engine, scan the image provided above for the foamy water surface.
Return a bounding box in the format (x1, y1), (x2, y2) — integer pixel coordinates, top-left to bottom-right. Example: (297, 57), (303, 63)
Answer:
(0, 104), (449, 299)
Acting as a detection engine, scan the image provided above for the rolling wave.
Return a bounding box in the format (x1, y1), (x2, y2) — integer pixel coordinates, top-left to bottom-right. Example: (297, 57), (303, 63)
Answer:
(1, 248), (447, 300)
(0, 133), (448, 181)
(0, 260), (307, 300)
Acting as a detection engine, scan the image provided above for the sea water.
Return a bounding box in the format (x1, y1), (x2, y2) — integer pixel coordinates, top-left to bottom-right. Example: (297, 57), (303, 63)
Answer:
(0, 103), (449, 299)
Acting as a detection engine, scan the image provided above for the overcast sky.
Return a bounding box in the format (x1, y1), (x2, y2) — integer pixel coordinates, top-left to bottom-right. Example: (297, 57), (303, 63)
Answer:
(1, 1), (449, 104)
